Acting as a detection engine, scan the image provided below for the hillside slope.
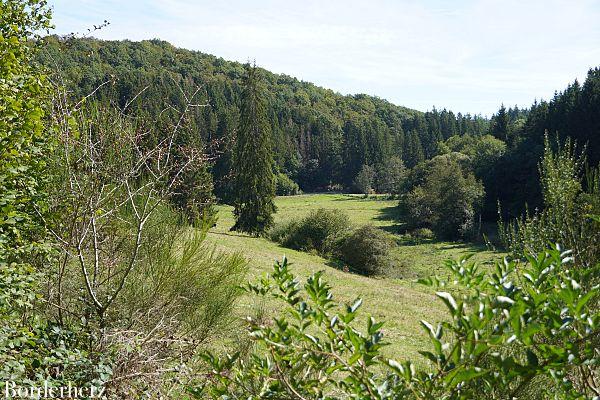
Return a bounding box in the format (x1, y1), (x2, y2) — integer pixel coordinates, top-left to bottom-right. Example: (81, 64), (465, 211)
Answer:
(39, 36), (488, 196)
(205, 194), (501, 358)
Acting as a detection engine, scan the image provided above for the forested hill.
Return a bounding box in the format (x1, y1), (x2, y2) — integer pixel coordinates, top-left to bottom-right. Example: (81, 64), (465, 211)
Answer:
(38, 36), (489, 196)
(38, 36), (600, 218)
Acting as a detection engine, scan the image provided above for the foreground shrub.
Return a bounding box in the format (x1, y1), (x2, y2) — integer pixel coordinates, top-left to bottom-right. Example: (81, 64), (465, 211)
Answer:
(124, 206), (246, 336)
(0, 0), (101, 389)
(0, 264), (103, 389)
(46, 97), (247, 396)
(275, 172), (301, 196)
(110, 207), (247, 393)
(269, 208), (349, 253)
(196, 246), (600, 399)
(334, 225), (394, 276)
(500, 136), (600, 285)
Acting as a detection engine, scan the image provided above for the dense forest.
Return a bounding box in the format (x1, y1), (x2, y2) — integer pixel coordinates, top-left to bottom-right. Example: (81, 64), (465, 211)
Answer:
(39, 36), (600, 221)
(2, 1), (599, 398)
(38, 37), (489, 194)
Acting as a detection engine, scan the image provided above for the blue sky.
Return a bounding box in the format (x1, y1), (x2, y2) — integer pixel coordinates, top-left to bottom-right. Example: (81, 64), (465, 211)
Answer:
(49, 0), (600, 116)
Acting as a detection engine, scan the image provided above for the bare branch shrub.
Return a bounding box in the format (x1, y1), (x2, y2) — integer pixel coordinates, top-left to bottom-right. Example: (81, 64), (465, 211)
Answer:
(44, 84), (247, 396)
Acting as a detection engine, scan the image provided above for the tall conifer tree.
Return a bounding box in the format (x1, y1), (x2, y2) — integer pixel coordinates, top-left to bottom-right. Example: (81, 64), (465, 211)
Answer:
(231, 63), (276, 235)
(404, 130), (425, 168)
(492, 104), (509, 142)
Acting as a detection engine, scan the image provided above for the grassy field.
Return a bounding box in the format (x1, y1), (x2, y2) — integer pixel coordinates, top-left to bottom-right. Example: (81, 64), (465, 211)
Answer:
(205, 193), (502, 360)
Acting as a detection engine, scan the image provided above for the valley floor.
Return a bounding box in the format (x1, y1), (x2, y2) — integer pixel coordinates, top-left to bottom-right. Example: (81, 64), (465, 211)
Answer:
(205, 193), (502, 359)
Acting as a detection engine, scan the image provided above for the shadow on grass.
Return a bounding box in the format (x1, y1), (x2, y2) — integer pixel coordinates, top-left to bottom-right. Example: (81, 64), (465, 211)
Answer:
(374, 204), (405, 234)
(376, 204), (400, 220)
(331, 194), (365, 201)
(325, 258), (345, 270)
(437, 241), (499, 253)
(331, 194), (396, 201)
(394, 236), (501, 259)
(324, 258), (380, 279)
(210, 230), (256, 239)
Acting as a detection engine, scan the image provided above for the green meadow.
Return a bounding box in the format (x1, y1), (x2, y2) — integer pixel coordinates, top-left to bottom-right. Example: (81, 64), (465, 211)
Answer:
(205, 193), (502, 359)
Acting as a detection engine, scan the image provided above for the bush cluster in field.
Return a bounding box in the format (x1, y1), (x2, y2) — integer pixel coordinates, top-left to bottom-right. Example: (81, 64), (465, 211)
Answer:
(269, 208), (394, 276)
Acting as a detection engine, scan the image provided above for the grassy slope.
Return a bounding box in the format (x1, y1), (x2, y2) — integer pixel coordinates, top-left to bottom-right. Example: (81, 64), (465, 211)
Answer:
(205, 194), (502, 359)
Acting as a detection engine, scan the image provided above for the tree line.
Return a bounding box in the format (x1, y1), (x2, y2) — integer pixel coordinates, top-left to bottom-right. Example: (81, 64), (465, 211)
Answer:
(38, 36), (489, 198)
(39, 37), (600, 231)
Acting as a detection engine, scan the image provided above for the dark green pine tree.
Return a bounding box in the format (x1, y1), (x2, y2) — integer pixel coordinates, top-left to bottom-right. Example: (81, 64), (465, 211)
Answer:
(491, 104), (509, 142)
(231, 64), (276, 235)
(404, 130), (425, 168)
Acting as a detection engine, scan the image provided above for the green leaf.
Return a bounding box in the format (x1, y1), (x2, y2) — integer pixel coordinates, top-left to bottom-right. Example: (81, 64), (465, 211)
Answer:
(575, 290), (597, 314)
(436, 291), (458, 313)
(420, 320), (436, 337)
(526, 349), (539, 367)
(448, 367), (487, 386)
(349, 298), (363, 313)
(348, 353), (361, 365)
(418, 351), (439, 364)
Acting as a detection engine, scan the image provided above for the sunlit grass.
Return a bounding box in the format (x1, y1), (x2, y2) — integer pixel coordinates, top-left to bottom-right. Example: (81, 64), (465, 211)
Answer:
(205, 193), (503, 359)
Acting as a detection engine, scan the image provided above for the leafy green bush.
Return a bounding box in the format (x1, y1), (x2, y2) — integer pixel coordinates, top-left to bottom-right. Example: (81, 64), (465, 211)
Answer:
(400, 154), (484, 239)
(0, 263), (104, 388)
(500, 136), (600, 285)
(0, 0), (100, 389)
(268, 219), (301, 245)
(195, 245), (600, 399)
(275, 172), (301, 196)
(123, 205), (247, 338)
(333, 225), (394, 276)
(270, 212), (395, 276)
(269, 208), (350, 253)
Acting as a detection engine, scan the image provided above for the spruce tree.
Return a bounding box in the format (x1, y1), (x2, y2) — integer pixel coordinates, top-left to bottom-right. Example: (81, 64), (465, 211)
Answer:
(492, 104), (509, 142)
(404, 130), (425, 168)
(231, 64), (276, 235)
